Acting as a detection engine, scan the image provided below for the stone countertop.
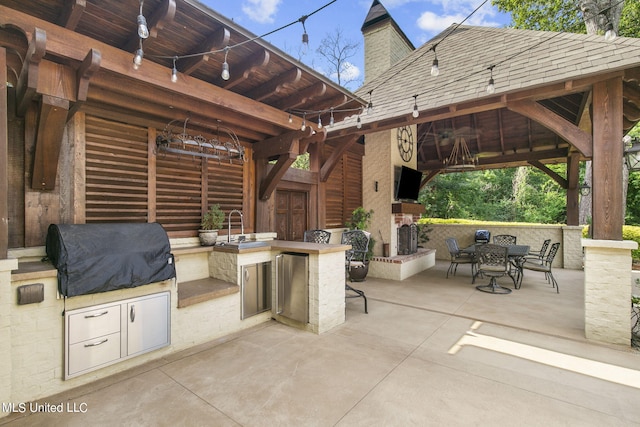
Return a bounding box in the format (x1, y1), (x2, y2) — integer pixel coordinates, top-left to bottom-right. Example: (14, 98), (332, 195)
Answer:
(212, 240), (350, 255)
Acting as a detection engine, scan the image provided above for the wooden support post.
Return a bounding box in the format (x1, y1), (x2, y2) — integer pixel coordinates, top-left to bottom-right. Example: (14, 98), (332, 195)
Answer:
(0, 48), (8, 258)
(566, 153), (580, 226)
(592, 77), (624, 240)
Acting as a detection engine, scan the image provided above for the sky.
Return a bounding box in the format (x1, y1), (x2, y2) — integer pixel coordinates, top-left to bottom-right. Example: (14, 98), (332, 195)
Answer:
(199, 0), (512, 89)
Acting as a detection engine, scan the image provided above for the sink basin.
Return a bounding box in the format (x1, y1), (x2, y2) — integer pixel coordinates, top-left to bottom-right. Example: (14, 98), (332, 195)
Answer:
(219, 241), (269, 249)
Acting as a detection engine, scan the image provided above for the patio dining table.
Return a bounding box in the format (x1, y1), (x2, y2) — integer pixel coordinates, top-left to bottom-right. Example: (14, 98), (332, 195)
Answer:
(462, 243), (530, 289)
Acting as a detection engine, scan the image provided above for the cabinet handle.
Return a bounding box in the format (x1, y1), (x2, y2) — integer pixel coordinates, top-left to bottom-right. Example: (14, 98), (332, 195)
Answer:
(84, 338), (108, 348)
(130, 305), (135, 322)
(84, 310), (109, 319)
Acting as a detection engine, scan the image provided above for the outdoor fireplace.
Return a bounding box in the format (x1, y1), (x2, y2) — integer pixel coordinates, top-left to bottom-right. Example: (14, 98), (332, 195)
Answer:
(397, 223), (418, 255)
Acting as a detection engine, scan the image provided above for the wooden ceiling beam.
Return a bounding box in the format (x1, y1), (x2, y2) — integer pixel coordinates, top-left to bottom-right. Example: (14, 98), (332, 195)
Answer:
(259, 152), (297, 200)
(220, 49), (270, 90)
(272, 82), (327, 110)
(420, 170), (441, 187)
(68, 48), (101, 120)
(86, 83), (271, 142)
(31, 95), (69, 190)
(528, 159), (568, 188)
(16, 28), (45, 116)
(253, 128), (312, 159)
(623, 100), (640, 121)
(624, 81), (640, 106)
(179, 27), (230, 76)
(507, 99), (592, 158)
(0, 7), (312, 133)
(299, 127), (326, 154)
(625, 67), (640, 83)
(244, 67), (301, 102)
(57, 0), (86, 30)
(320, 135), (359, 182)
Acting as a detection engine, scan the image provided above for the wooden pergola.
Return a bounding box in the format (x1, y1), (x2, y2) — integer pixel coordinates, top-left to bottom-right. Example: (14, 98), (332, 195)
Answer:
(0, 0), (367, 257)
(327, 24), (640, 240)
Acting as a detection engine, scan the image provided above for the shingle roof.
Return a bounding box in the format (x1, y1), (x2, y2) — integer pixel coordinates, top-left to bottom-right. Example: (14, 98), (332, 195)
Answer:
(340, 25), (640, 129)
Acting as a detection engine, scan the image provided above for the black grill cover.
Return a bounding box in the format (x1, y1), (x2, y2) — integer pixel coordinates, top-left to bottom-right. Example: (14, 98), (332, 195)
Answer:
(46, 223), (176, 297)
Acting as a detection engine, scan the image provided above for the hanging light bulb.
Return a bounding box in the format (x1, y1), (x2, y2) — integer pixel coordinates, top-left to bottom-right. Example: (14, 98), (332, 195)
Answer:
(301, 113), (306, 131)
(171, 56), (178, 83)
(412, 95), (419, 118)
(604, 22), (617, 41)
(356, 115), (362, 129)
(133, 47), (144, 70)
(137, 15), (149, 39)
(329, 108), (335, 127)
(431, 57), (439, 77)
(221, 47), (230, 81)
(288, 113), (293, 124)
(366, 91), (373, 114)
(300, 15), (309, 51)
(317, 114), (323, 129)
(486, 66), (495, 94)
(136, 1), (149, 39)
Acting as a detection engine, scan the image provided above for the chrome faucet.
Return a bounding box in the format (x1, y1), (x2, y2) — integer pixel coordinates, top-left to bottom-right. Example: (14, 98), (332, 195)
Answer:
(228, 210), (244, 242)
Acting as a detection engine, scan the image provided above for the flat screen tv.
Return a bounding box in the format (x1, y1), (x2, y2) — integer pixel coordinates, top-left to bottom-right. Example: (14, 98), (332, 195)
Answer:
(395, 166), (422, 201)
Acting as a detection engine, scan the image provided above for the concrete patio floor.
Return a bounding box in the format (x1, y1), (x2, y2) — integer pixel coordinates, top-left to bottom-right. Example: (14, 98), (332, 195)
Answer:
(2, 261), (639, 426)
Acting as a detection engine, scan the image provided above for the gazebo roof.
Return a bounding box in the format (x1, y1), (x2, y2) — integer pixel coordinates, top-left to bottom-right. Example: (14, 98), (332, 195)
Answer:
(329, 24), (640, 174)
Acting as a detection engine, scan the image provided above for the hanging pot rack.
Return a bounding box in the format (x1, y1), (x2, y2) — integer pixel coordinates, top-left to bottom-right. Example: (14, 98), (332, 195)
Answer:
(155, 117), (245, 163)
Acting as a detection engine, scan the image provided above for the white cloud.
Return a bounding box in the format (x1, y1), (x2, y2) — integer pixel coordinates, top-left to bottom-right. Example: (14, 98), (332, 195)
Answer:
(340, 62), (361, 82)
(417, 1), (503, 35)
(241, 0), (282, 24)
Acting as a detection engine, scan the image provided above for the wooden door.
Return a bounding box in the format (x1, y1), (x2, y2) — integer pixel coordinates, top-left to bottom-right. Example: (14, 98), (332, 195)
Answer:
(275, 190), (307, 241)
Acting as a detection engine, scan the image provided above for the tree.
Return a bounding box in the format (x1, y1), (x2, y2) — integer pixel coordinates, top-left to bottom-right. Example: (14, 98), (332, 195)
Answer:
(315, 27), (361, 90)
(493, 0), (638, 37)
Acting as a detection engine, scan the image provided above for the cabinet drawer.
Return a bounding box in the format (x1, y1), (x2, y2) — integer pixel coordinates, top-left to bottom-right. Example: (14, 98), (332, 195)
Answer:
(67, 332), (121, 376)
(68, 305), (121, 344)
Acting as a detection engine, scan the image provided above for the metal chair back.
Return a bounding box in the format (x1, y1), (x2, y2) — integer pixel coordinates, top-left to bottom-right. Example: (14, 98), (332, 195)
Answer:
(341, 230), (370, 263)
(493, 234), (517, 246)
(476, 244), (509, 274)
(303, 229), (331, 244)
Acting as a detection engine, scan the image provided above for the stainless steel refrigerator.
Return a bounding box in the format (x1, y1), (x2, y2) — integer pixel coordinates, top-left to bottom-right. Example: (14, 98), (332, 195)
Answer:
(275, 252), (309, 323)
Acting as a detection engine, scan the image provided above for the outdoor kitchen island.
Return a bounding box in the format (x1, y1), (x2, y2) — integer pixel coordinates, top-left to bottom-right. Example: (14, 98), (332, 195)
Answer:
(5, 236), (349, 403)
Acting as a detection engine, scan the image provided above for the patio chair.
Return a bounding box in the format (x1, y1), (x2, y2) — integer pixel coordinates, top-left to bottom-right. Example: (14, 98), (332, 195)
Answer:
(524, 239), (551, 264)
(522, 242), (561, 293)
(475, 229), (490, 244)
(445, 237), (476, 278)
(472, 244), (512, 294)
(303, 229), (331, 244)
(341, 230), (369, 313)
(493, 234), (517, 246)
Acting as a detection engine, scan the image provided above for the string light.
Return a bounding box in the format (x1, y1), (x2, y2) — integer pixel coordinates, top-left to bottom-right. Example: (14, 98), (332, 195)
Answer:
(356, 115), (362, 129)
(133, 39), (144, 70)
(288, 114), (293, 123)
(412, 95), (419, 118)
(301, 113), (306, 131)
(171, 56), (178, 83)
(300, 15), (309, 47)
(329, 108), (335, 127)
(317, 114), (323, 129)
(604, 22), (617, 41)
(430, 47), (439, 77)
(486, 66), (495, 94)
(221, 47), (230, 80)
(136, 0), (149, 39)
(366, 90), (373, 114)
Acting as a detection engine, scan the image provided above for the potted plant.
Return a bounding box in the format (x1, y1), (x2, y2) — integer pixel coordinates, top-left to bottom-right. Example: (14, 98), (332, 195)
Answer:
(345, 207), (375, 281)
(199, 204), (225, 246)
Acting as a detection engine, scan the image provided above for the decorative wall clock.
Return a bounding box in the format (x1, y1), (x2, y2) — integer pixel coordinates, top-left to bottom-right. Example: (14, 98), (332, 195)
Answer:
(397, 126), (414, 162)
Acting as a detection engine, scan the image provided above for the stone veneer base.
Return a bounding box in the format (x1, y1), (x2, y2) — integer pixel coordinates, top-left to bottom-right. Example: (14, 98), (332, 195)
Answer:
(368, 248), (436, 281)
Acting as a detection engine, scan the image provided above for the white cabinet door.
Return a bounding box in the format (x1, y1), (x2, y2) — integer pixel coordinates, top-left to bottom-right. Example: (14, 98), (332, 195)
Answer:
(126, 292), (170, 356)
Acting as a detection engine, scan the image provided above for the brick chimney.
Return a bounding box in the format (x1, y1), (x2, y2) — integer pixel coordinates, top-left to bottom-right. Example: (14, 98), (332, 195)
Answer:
(361, 0), (415, 84)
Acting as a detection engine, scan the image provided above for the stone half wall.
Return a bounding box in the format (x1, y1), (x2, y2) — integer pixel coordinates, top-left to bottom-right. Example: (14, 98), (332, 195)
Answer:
(426, 223), (584, 269)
